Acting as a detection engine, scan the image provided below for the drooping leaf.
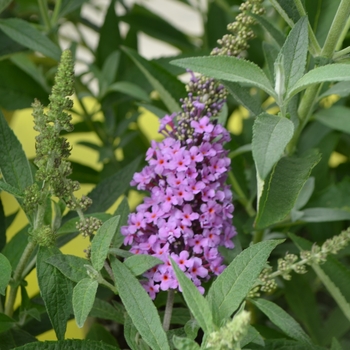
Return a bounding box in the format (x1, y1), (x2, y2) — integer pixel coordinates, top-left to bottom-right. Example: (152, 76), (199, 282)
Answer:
(171, 56), (276, 97)
(277, 17), (308, 93)
(314, 106), (350, 135)
(252, 113), (294, 180)
(251, 298), (312, 345)
(13, 339), (120, 350)
(124, 255), (162, 276)
(250, 13), (285, 47)
(36, 246), (74, 340)
(45, 254), (90, 283)
(112, 196), (130, 248)
(171, 258), (214, 334)
(73, 278), (99, 328)
(121, 4), (194, 51)
(224, 81), (263, 116)
(288, 64), (350, 99)
(111, 257), (170, 350)
(123, 47), (185, 113)
(0, 328), (37, 349)
(0, 18), (61, 60)
(89, 298), (124, 324)
(0, 110), (32, 192)
(207, 240), (282, 325)
(0, 253), (11, 295)
(91, 216), (120, 271)
(255, 149), (321, 229)
(85, 156), (141, 214)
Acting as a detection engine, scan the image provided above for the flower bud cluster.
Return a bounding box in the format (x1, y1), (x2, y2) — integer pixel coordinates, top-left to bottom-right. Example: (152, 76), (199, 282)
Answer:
(252, 228), (350, 296)
(206, 310), (251, 350)
(211, 0), (264, 57)
(76, 217), (103, 238)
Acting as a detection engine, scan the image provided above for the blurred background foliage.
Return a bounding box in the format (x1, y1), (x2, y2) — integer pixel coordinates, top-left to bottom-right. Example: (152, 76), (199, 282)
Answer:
(1, 0), (350, 346)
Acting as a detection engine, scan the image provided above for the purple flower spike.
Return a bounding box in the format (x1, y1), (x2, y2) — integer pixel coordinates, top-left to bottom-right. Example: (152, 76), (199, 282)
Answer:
(122, 74), (236, 299)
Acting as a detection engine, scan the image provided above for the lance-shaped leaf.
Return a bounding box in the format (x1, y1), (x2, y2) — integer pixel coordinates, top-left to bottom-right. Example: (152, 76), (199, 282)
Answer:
(252, 113), (294, 180)
(171, 56), (276, 98)
(251, 298), (312, 345)
(0, 110), (32, 192)
(276, 17), (308, 94)
(37, 246), (74, 340)
(0, 18), (61, 60)
(124, 255), (162, 276)
(122, 47), (185, 113)
(91, 216), (120, 271)
(288, 64), (350, 99)
(207, 240), (282, 325)
(255, 149), (321, 229)
(111, 257), (170, 350)
(73, 278), (99, 328)
(0, 253), (12, 295)
(171, 258), (214, 334)
(314, 106), (350, 135)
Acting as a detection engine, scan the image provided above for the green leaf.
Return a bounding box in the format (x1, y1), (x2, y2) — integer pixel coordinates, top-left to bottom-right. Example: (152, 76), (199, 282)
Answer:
(293, 177), (314, 210)
(252, 113), (294, 180)
(284, 274), (323, 344)
(13, 339), (119, 350)
(288, 64), (350, 99)
(314, 106), (350, 134)
(300, 208), (350, 222)
(112, 196), (130, 248)
(0, 18), (61, 61)
(73, 278), (99, 328)
(124, 255), (162, 276)
(319, 81), (350, 99)
(223, 82), (263, 116)
(277, 17), (308, 93)
(0, 0), (11, 14)
(207, 240), (282, 325)
(85, 156), (141, 214)
(170, 258), (214, 334)
(331, 337), (343, 350)
(255, 150), (321, 229)
(111, 257), (170, 350)
(171, 56), (276, 97)
(0, 253), (11, 295)
(0, 110), (32, 192)
(0, 313), (15, 333)
(59, 0), (89, 18)
(172, 336), (200, 350)
(106, 81), (151, 101)
(0, 199), (5, 251)
(124, 313), (150, 350)
(86, 323), (120, 348)
(45, 254), (89, 283)
(251, 298), (312, 345)
(250, 13), (285, 47)
(121, 4), (194, 51)
(123, 47), (185, 113)
(89, 298), (124, 324)
(240, 325), (265, 348)
(57, 213), (111, 236)
(263, 42), (280, 84)
(36, 246), (73, 340)
(0, 328), (37, 349)
(0, 180), (24, 198)
(91, 216), (120, 271)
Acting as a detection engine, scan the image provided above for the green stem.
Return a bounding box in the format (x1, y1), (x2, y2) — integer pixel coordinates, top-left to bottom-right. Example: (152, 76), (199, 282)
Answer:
(228, 171), (256, 217)
(293, 0), (321, 56)
(321, 0), (350, 58)
(4, 241), (36, 316)
(253, 230), (264, 244)
(37, 0), (52, 32)
(163, 289), (175, 331)
(333, 45), (350, 60)
(50, 0), (62, 27)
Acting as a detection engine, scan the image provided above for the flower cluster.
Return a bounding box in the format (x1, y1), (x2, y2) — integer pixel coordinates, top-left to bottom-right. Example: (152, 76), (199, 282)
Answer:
(121, 75), (236, 298)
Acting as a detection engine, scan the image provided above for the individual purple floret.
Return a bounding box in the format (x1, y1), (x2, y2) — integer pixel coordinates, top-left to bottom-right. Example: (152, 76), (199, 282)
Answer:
(122, 74), (236, 298)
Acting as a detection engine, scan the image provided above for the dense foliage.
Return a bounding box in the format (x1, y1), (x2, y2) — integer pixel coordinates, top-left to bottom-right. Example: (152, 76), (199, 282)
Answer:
(1, 0), (350, 349)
